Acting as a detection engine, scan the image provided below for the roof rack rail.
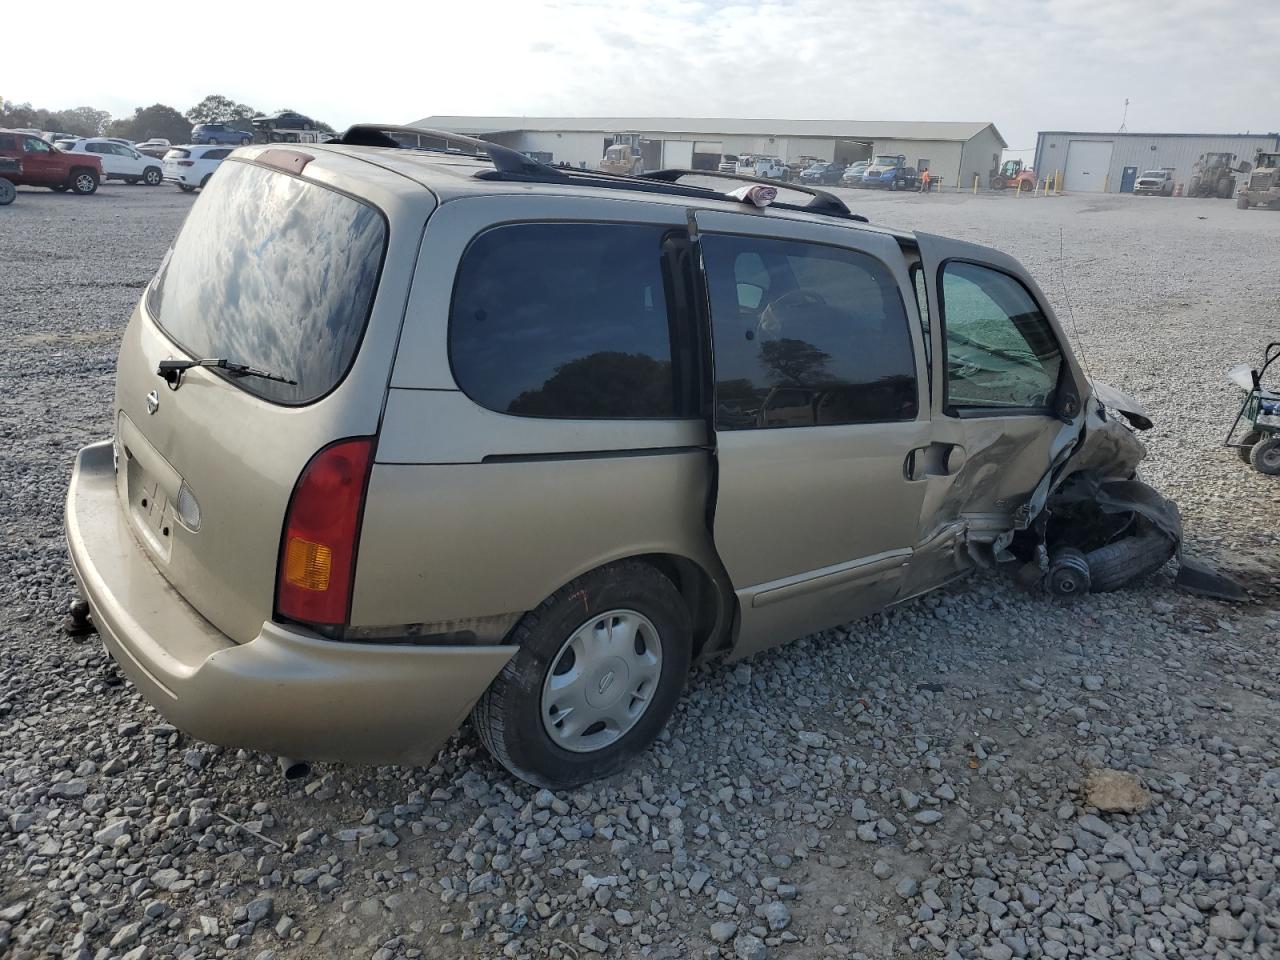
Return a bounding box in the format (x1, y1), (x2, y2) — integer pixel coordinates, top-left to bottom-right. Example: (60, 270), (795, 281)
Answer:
(641, 168), (867, 221)
(332, 125), (869, 223)
(335, 124), (568, 181)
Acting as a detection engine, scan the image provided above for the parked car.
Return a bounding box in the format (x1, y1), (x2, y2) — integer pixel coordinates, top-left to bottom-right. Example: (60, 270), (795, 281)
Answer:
(799, 161), (846, 185)
(735, 154), (756, 174)
(163, 145), (233, 191)
(0, 129), (102, 194)
(191, 123), (253, 146)
(65, 132), (1176, 790)
(717, 154), (739, 173)
(1133, 169), (1175, 196)
(841, 160), (870, 186)
(862, 154), (917, 190)
(751, 157), (790, 181)
(252, 111), (315, 132)
(62, 138), (164, 185)
(134, 139), (173, 159)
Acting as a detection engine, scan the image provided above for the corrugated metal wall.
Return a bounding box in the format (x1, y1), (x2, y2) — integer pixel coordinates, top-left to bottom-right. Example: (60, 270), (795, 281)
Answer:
(1034, 132), (1280, 193)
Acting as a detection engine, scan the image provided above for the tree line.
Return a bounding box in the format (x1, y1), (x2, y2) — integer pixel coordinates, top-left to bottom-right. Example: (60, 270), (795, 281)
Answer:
(0, 94), (333, 143)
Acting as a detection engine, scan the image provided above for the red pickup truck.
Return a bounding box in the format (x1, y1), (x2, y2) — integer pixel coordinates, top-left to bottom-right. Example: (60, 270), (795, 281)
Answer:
(0, 130), (103, 194)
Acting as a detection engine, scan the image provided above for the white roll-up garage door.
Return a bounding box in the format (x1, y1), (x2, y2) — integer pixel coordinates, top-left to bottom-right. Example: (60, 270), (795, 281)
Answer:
(1064, 140), (1114, 192)
(663, 140), (693, 168)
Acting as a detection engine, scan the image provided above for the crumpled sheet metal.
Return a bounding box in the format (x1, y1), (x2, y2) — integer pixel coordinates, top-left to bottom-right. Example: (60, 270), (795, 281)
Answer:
(1050, 473), (1184, 547)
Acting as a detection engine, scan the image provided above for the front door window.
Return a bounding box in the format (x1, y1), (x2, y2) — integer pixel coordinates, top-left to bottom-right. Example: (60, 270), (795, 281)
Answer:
(940, 261), (1062, 411)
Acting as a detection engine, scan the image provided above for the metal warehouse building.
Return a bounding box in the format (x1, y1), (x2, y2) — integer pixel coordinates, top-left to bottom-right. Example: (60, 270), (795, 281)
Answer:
(1033, 130), (1280, 193)
(412, 116), (1006, 188)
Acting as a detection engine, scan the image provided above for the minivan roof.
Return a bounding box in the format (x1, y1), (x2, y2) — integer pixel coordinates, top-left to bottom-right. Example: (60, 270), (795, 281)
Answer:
(278, 141), (917, 245)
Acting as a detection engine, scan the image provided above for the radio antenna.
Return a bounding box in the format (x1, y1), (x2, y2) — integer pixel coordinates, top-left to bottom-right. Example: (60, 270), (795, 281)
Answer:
(1058, 226), (1093, 379)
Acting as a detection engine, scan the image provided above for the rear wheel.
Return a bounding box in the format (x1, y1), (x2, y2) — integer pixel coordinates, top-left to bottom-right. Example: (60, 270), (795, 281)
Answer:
(70, 170), (98, 195)
(472, 560), (692, 789)
(240, 136), (251, 146)
(1250, 436), (1280, 475)
(179, 184), (195, 193)
(125, 177), (139, 185)
(991, 175), (1007, 190)
(0, 178), (14, 205)
(199, 174), (211, 189)
(143, 167), (161, 186)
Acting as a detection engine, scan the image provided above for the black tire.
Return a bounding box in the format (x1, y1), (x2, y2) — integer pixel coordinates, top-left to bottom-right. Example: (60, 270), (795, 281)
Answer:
(472, 560), (692, 789)
(70, 170), (98, 195)
(1250, 435), (1280, 475)
(143, 167), (161, 186)
(1082, 522), (1176, 593)
(0, 178), (14, 205)
(1237, 429), (1261, 462)
(199, 174), (211, 189)
(125, 177), (139, 185)
(179, 185), (195, 193)
(240, 137), (251, 146)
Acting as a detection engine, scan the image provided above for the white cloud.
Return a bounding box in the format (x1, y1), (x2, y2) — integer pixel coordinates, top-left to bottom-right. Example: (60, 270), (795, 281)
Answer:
(10, 0), (1280, 150)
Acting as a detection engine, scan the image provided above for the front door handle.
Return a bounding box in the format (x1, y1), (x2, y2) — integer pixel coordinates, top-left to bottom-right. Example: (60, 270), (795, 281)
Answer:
(904, 443), (966, 481)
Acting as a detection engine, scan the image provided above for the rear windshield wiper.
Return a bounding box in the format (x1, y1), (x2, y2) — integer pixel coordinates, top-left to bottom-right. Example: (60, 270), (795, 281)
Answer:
(158, 358), (297, 389)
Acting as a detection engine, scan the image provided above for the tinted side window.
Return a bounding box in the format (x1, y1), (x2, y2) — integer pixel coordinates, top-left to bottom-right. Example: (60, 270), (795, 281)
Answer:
(205, 149), (231, 160)
(941, 261), (1062, 410)
(702, 234), (917, 429)
(450, 222), (685, 420)
(0, 134), (16, 150)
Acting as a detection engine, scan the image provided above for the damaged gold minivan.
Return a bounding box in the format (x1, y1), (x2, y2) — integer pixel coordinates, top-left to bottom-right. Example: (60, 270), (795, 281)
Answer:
(66, 128), (1178, 788)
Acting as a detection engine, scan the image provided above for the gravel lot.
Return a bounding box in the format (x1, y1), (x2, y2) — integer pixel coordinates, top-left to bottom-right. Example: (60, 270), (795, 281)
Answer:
(2, 180), (1278, 960)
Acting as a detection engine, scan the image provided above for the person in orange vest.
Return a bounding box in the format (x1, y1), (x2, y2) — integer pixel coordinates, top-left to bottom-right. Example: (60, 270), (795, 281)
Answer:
(919, 168), (932, 194)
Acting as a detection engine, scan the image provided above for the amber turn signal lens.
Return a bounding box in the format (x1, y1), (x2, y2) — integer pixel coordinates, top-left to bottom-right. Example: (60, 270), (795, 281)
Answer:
(285, 537), (332, 591)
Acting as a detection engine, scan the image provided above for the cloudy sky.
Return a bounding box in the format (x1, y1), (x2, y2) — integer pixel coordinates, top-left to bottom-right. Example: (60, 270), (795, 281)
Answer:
(9, 0), (1279, 153)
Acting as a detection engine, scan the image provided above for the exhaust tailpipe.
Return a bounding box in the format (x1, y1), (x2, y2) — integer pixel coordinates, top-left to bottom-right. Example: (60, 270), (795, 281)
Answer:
(277, 756), (311, 781)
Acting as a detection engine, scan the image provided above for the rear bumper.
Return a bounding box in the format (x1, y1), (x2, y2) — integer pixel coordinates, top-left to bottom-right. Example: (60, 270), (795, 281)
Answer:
(65, 440), (515, 765)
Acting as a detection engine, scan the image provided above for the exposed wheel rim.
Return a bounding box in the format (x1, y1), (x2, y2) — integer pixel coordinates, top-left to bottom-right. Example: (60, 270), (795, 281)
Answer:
(145, 169), (160, 184)
(540, 608), (662, 753)
(75, 174), (95, 192)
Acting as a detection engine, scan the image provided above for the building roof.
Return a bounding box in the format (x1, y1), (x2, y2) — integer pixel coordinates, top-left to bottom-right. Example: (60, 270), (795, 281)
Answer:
(412, 116), (1005, 146)
(1038, 130), (1279, 140)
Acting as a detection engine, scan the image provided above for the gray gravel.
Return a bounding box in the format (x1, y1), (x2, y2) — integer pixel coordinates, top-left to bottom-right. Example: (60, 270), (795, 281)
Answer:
(1, 181), (1278, 960)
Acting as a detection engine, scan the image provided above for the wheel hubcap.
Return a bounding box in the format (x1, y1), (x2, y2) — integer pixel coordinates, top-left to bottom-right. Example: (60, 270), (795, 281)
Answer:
(541, 609), (662, 753)
(76, 175), (93, 191)
(1264, 445), (1280, 468)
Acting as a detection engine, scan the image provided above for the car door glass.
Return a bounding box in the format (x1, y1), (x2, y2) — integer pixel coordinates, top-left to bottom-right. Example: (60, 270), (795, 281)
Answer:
(910, 265), (932, 390)
(941, 261), (1062, 410)
(450, 222), (690, 420)
(25, 138), (52, 154)
(703, 234), (918, 429)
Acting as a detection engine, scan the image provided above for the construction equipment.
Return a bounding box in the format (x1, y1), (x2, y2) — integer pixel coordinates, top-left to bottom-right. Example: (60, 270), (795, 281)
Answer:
(989, 158), (1037, 191)
(1225, 342), (1280, 474)
(1187, 152), (1246, 199)
(1237, 150), (1280, 210)
(599, 143), (644, 176)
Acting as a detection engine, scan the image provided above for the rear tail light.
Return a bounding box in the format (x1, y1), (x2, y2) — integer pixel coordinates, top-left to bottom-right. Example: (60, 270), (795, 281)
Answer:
(276, 437), (374, 627)
(177, 160), (194, 167)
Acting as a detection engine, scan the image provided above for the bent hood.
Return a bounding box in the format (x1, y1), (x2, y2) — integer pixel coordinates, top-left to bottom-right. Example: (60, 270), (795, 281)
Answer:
(1090, 380), (1153, 431)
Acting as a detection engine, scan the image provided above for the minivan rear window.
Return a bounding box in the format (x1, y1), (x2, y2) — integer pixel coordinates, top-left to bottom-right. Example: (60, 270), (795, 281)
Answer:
(146, 161), (386, 404)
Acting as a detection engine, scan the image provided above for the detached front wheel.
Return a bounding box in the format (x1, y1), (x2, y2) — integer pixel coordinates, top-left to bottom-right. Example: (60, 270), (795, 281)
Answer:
(473, 561), (691, 789)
